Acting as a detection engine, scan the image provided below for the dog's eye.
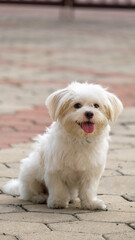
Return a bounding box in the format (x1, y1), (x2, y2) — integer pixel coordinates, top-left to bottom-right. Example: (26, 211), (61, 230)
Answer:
(74, 103), (82, 109)
(94, 103), (99, 108)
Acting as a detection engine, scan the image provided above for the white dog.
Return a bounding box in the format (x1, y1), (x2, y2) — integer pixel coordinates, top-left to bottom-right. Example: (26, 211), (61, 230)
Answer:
(3, 82), (123, 210)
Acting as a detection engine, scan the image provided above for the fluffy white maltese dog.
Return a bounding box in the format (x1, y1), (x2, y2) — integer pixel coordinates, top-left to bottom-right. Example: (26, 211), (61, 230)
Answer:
(3, 82), (123, 210)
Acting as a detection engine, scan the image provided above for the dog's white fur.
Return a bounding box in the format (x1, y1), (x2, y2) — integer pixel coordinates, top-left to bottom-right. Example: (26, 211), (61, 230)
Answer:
(2, 82), (123, 210)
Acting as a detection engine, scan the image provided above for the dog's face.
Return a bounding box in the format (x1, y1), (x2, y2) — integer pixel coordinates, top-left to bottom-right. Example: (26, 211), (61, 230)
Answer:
(46, 82), (123, 139)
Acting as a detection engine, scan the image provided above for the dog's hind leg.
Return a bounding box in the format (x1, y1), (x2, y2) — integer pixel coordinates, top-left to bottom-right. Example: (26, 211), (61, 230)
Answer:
(18, 151), (46, 202)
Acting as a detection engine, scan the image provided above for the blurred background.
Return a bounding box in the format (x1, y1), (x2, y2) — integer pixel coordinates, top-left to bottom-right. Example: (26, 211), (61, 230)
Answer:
(0, 5), (135, 239)
(0, 3), (135, 147)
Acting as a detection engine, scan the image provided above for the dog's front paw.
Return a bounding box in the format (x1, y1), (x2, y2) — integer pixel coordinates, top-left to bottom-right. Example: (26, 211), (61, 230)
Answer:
(81, 199), (107, 211)
(47, 199), (68, 209)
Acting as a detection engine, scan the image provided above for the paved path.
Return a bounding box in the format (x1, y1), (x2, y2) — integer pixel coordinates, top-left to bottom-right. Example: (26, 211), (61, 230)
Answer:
(0, 4), (135, 240)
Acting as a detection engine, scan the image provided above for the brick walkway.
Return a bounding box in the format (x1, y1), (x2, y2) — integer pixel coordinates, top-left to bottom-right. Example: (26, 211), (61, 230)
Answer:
(0, 5), (135, 240)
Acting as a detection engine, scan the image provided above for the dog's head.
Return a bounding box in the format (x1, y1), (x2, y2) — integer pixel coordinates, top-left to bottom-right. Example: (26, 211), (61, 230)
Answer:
(46, 82), (123, 139)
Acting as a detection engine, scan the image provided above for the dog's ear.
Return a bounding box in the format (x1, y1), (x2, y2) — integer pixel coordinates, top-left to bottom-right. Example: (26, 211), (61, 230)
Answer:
(45, 88), (72, 121)
(105, 92), (123, 122)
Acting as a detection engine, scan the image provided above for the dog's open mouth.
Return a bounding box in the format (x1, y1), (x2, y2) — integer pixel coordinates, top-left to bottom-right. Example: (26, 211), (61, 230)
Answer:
(77, 121), (95, 134)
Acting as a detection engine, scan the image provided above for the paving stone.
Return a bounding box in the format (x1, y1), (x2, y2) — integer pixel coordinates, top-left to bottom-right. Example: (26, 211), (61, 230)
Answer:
(5, 162), (20, 170)
(18, 232), (104, 240)
(0, 194), (31, 205)
(76, 211), (135, 223)
(0, 103), (33, 114)
(118, 108), (135, 123)
(111, 125), (135, 137)
(122, 194), (135, 202)
(0, 163), (19, 178)
(109, 136), (135, 150)
(0, 221), (50, 235)
(0, 107), (50, 149)
(0, 143), (31, 164)
(99, 195), (135, 212)
(107, 148), (135, 162)
(105, 159), (135, 176)
(24, 202), (90, 215)
(99, 176), (135, 195)
(104, 232), (135, 240)
(0, 212), (76, 224)
(102, 169), (120, 177)
(106, 159), (135, 171)
(0, 85), (48, 114)
(0, 204), (23, 213)
(2, 194), (135, 214)
(110, 124), (128, 136)
(10, 142), (32, 150)
(0, 235), (17, 240)
(118, 168), (135, 176)
(49, 221), (132, 234)
(129, 223), (135, 230)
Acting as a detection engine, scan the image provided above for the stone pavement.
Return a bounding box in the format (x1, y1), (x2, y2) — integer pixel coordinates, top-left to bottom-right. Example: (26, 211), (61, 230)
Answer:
(0, 4), (135, 240)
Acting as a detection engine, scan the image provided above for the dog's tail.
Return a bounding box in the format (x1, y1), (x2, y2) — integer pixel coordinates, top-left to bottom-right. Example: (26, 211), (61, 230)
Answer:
(2, 179), (19, 196)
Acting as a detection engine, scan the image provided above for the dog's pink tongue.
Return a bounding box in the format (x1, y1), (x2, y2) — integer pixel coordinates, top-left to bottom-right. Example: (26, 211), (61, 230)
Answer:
(81, 122), (94, 133)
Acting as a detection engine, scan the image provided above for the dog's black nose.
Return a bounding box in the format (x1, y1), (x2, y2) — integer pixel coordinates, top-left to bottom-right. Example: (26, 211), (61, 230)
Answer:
(85, 111), (94, 119)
